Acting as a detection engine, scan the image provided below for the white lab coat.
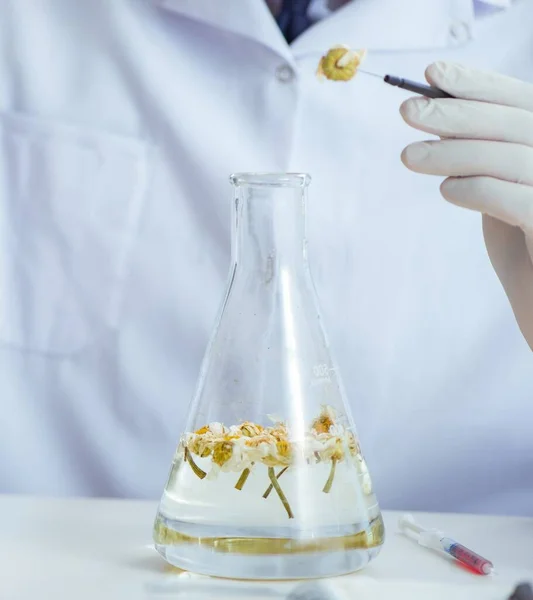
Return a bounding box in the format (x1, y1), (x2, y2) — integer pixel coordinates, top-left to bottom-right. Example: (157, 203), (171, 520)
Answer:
(0, 0), (532, 516)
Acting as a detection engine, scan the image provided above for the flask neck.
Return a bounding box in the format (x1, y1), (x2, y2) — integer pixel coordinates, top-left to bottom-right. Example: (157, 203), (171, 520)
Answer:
(231, 175), (309, 275)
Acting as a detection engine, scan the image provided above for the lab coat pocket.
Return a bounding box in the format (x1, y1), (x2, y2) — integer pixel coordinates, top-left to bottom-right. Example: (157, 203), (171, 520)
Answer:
(0, 112), (151, 355)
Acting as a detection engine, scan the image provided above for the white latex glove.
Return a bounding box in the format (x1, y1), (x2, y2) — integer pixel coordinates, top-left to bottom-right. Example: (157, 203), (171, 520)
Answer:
(400, 62), (533, 350)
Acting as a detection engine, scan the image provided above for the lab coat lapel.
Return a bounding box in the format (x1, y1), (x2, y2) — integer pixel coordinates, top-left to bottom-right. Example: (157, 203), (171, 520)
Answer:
(151, 0), (510, 67)
(291, 0), (475, 53)
(152, 0), (293, 62)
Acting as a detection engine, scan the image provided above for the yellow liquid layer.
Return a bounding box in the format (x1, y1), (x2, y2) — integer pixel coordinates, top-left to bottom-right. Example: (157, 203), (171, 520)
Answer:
(153, 514), (385, 555)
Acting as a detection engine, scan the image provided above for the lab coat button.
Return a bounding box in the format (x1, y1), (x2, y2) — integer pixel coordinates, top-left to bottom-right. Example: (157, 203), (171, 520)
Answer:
(276, 64), (295, 83)
(449, 21), (472, 43)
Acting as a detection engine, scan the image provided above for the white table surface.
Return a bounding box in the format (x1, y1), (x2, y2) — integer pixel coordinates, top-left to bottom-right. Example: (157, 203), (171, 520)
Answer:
(0, 495), (531, 600)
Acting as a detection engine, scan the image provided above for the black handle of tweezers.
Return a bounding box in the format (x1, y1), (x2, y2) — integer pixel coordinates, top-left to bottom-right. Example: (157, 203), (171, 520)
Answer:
(508, 582), (533, 600)
(384, 75), (454, 99)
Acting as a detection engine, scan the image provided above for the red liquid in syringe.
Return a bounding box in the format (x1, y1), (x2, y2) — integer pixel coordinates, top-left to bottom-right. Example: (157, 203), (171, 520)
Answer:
(441, 538), (493, 575)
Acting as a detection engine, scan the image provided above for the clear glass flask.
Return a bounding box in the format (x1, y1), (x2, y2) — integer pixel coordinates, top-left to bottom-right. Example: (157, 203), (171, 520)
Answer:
(153, 173), (384, 579)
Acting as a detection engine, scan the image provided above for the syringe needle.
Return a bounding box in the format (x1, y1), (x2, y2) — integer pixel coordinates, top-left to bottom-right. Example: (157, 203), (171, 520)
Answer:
(357, 68), (383, 79)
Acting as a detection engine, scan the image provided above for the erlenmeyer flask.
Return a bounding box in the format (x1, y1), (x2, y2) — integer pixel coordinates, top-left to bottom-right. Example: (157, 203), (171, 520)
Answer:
(153, 173), (384, 579)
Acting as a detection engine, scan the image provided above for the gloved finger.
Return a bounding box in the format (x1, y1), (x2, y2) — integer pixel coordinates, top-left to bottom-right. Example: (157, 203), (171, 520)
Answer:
(424, 62), (533, 113)
(401, 139), (533, 186)
(483, 214), (533, 351)
(441, 176), (533, 234)
(400, 97), (533, 147)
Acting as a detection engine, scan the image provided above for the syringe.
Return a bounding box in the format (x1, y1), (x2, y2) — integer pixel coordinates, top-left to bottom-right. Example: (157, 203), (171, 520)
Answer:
(398, 513), (494, 575)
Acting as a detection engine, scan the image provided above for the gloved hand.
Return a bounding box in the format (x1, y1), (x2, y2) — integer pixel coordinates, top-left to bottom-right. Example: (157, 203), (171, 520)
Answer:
(400, 62), (533, 350)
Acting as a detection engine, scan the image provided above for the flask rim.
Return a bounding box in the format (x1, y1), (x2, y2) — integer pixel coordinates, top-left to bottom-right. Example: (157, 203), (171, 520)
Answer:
(229, 173), (311, 188)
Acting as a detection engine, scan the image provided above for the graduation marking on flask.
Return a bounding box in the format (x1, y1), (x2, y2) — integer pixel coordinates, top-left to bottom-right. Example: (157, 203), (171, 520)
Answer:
(311, 363), (335, 386)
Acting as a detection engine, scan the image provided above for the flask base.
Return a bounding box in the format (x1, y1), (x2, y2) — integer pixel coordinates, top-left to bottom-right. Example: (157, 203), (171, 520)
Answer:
(153, 513), (384, 580)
